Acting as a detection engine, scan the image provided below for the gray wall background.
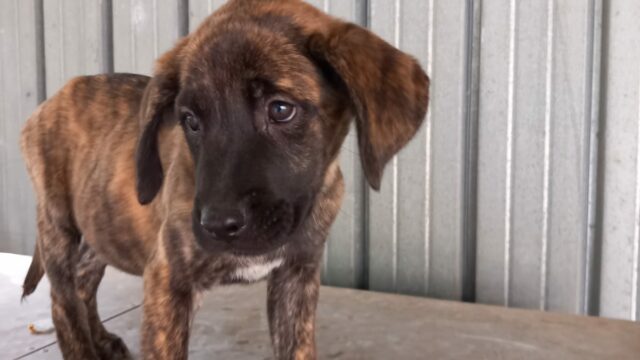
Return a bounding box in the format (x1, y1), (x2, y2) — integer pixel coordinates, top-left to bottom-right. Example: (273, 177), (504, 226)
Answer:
(1, 0), (639, 322)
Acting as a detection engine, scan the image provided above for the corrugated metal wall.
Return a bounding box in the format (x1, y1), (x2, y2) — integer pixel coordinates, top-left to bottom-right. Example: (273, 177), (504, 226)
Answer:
(476, 0), (599, 316)
(0, 0), (40, 256)
(1, 0), (639, 321)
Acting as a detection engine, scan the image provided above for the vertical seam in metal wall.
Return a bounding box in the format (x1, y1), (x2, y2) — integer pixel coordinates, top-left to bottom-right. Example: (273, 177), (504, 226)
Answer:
(178, 0), (189, 37)
(424, 0), (434, 295)
(58, 0), (65, 81)
(8, 0), (22, 248)
(360, 0), (370, 291)
(153, 0), (158, 58)
(80, 0), (85, 74)
(584, 0), (603, 316)
(80, 0), (87, 236)
(34, 0), (46, 102)
(350, 0), (355, 287)
(540, 0), (555, 311)
(591, 0), (610, 317)
(0, 6), (5, 252)
(504, 0), (517, 307)
(461, 0), (481, 302)
(391, 0), (401, 292)
(15, 0), (23, 118)
(102, 0), (114, 73)
(12, 0), (23, 252)
(130, 0), (136, 71)
(631, 62), (640, 321)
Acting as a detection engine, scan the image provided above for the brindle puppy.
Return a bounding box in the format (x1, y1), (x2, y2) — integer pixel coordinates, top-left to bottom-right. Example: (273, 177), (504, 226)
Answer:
(20, 0), (429, 359)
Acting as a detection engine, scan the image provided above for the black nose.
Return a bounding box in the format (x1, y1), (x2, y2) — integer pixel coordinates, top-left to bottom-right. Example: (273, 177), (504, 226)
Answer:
(200, 207), (246, 240)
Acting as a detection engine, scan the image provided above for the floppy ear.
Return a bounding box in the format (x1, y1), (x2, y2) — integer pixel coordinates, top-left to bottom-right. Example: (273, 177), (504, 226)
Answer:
(309, 23), (430, 190)
(136, 43), (183, 205)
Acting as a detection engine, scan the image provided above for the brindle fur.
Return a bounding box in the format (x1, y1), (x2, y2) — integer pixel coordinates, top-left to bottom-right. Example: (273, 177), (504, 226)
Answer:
(20, 1), (429, 359)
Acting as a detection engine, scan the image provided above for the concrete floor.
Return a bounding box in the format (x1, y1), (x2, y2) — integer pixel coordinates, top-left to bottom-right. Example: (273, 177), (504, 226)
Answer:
(2, 253), (639, 360)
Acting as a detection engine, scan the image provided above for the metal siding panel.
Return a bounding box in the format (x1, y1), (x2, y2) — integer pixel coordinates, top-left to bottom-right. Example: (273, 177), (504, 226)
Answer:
(368, 0), (467, 299)
(476, 0), (512, 306)
(188, 0), (227, 32)
(396, 0), (431, 296)
(477, 0), (596, 314)
(113, 0), (181, 74)
(323, 0), (359, 17)
(599, 0), (640, 321)
(545, 0), (593, 315)
(304, 0), (324, 10)
(425, 0), (467, 300)
(507, 0), (548, 310)
(156, 0), (183, 52)
(44, 0), (107, 96)
(0, 0), (40, 254)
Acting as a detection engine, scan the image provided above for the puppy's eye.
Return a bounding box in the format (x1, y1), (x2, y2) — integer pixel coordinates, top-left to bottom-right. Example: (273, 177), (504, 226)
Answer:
(268, 101), (296, 123)
(181, 112), (200, 132)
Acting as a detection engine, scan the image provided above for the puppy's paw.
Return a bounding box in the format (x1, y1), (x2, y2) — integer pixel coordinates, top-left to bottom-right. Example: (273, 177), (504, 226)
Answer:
(95, 332), (132, 360)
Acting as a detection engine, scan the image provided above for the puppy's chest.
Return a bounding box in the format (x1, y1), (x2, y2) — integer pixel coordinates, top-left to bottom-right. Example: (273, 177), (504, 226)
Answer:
(193, 256), (284, 286)
(227, 257), (284, 283)
(192, 252), (286, 289)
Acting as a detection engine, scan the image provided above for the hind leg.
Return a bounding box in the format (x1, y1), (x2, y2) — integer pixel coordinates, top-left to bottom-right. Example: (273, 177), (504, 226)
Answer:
(76, 242), (132, 360)
(39, 211), (99, 360)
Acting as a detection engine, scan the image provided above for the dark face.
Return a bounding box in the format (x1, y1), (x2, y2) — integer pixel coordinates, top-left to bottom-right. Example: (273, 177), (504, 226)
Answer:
(176, 29), (333, 255)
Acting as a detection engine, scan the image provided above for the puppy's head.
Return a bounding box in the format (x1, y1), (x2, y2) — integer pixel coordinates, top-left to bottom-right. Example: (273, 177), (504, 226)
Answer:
(136, 0), (429, 255)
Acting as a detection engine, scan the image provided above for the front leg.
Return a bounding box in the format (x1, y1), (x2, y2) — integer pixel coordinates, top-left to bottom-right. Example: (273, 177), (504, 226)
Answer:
(141, 254), (193, 360)
(267, 260), (321, 360)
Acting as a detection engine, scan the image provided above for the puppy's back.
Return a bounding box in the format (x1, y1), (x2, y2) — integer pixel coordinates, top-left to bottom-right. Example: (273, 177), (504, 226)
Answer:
(20, 74), (150, 222)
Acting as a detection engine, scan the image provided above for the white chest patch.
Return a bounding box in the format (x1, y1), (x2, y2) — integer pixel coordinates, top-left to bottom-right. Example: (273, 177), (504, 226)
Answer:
(232, 258), (284, 282)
